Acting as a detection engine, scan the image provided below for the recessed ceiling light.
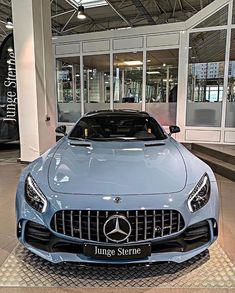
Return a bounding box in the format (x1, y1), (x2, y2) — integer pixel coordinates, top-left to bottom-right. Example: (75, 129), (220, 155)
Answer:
(124, 60), (143, 66)
(163, 78), (173, 82)
(163, 63), (166, 67)
(147, 71), (160, 74)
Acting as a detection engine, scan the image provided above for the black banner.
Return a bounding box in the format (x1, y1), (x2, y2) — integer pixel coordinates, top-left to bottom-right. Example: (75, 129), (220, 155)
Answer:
(0, 33), (19, 142)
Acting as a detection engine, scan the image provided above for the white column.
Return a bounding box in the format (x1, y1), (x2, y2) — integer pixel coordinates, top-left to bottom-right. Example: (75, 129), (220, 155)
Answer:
(166, 66), (170, 103)
(142, 48), (146, 111)
(176, 30), (189, 141)
(12, 0), (56, 162)
(110, 52), (114, 110)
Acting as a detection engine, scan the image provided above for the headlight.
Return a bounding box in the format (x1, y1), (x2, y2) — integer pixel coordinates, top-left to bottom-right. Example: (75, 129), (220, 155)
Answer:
(25, 174), (48, 213)
(187, 173), (210, 213)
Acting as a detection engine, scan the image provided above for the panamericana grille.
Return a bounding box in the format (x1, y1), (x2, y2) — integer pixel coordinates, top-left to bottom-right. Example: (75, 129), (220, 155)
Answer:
(50, 210), (185, 243)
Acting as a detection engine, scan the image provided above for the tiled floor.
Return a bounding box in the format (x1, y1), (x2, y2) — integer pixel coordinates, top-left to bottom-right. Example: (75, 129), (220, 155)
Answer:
(0, 146), (234, 292)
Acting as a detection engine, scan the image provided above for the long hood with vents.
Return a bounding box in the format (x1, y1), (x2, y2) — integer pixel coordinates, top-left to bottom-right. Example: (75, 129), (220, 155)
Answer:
(47, 138), (187, 195)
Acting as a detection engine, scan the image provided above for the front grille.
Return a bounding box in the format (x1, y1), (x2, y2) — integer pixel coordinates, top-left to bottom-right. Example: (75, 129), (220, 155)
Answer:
(50, 210), (185, 243)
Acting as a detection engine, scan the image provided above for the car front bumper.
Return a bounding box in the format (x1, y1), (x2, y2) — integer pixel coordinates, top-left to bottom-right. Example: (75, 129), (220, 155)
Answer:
(16, 181), (219, 264)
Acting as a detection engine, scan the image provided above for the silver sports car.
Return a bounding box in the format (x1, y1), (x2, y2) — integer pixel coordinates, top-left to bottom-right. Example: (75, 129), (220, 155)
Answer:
(16, 110), (219, 264)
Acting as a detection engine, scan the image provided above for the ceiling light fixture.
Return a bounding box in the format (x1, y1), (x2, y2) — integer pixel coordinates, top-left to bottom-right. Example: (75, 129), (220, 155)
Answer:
(147, 71), (160, 74)
(5, 17), (13, 29)
(163, 78), (173, 82)
(77, 5), (87, 20)
(7, 47), (14, 52)
(124, 60), (143, 66)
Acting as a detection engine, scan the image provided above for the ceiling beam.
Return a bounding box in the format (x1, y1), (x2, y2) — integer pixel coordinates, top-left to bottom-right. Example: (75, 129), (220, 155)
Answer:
(118, 0), (127, 10)
(64, 0), (78, 9)
(173, 0), (177, 17)
(177, 0), (183, 11)
(105, 0), (133, 27)
(200, 0), (204, 10)
(52, 9), (75, 19)
(131, 0), (156, 25)
(0, 24), (7, 35)
(60, 9), (77, 32)
(183, 0), (197, 12)
(155, 0), (168, 23)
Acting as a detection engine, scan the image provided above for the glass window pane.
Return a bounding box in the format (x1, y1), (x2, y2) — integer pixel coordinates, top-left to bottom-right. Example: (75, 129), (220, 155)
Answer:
(232, 0), (235, 24)
(83, 54), (110, 114)
(56, 57), (81, 123)
(146, 49), (178, 125)
(113, 52), (142, 111)
(195, 5), (228, 28)
(226, 29), (235, 128)
(186, 30), (226, 127)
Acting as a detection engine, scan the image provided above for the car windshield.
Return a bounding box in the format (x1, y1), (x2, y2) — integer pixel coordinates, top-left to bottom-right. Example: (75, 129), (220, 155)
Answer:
(69, 113), (167, 141)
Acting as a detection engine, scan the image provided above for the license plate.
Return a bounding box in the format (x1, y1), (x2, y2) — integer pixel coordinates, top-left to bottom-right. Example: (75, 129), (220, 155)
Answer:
(83, 243), (151, 260)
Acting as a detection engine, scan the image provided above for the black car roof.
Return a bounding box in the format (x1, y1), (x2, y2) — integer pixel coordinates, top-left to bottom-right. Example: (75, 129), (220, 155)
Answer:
(84, 109), (150, 118)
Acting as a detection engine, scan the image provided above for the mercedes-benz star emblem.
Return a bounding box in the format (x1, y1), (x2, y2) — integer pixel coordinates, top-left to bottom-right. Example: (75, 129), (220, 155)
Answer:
(103, 215), (131, 243)
(114, 196), (121, 204)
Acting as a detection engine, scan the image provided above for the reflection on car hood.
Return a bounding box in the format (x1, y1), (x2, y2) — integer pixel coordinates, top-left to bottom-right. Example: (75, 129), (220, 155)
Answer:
(48, 139), (187, 195)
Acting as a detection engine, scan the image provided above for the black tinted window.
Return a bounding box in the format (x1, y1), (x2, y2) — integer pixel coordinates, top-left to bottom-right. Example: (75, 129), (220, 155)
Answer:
(69, 115), (166, 141)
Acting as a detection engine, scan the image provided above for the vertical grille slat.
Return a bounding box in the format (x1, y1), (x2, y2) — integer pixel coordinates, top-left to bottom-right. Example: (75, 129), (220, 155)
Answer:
(105, 211), (108, 242)
(135, 210), (138, 242)
(126, 211), (129, 243)
(51, 209), (185, 243)
(144, 210), (147, 240)
(88, 210), (91, 240)
(62, 211), (65, 234)
(177, 212), (181, 232)
(153, 210), (156, 238)
(70, 211), (74, 237)
(170, 210), (172, 234)
(97, 211), (99, 242)
(54, 213), (58, 233)
(161, 210), (164, 237)
(79, 210), (82, 239)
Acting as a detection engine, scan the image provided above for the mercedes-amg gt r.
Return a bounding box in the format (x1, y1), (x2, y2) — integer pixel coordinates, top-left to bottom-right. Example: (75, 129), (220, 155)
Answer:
(16, 110), (219, 264)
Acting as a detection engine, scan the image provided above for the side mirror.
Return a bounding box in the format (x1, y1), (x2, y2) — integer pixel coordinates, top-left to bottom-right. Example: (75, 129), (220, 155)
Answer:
(55, 125), (67, 135)
(169, 125), (180, 135)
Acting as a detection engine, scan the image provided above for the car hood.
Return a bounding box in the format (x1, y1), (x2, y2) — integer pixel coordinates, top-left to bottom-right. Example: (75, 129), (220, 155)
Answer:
(48, 138), (187, 195)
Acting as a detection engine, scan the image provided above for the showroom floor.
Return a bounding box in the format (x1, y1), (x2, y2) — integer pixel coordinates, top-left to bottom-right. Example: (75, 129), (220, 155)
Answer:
(0, 145), (234, 293)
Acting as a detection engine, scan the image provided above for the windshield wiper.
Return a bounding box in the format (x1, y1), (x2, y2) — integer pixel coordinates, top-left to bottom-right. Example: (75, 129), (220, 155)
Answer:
(68, 137), (91, 142)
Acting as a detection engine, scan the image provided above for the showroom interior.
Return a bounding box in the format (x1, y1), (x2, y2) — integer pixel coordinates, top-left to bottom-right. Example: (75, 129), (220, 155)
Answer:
(0, 0), (235, 291)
